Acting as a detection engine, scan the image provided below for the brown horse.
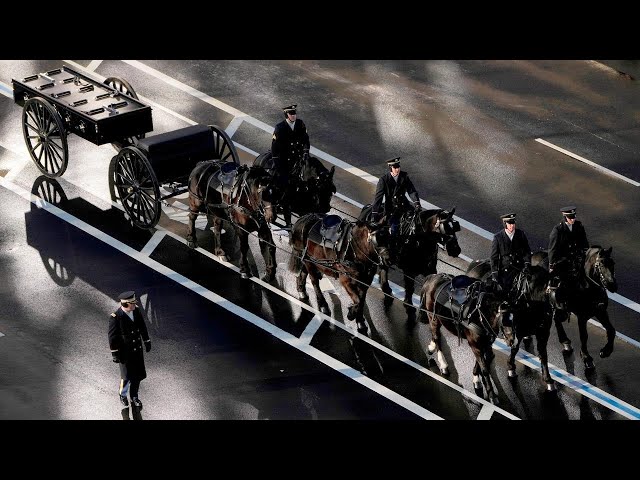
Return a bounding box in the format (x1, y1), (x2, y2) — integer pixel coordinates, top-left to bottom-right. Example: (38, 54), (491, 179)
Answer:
(467, 259), (556, 391)
(186, 161), (278, 281)
(417, 273), (516, 404)
(288, 213), (392, 332)
(531, 246), (617, 369)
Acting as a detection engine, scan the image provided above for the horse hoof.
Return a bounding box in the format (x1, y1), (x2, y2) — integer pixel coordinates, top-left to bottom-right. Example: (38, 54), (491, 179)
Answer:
(298, 291), (308, 301)
(261, 274), (275, 283)
(508, 369), (517, 378)
(240, 271), (251, 279)
(546, 382), (557, 392)
(427, 345), (436, 355)
(440, 367), (449, 376)
(599, 344), (614, 358)
(187, 240), (197, 249)
(490, 395), (500, 406)
(583, 358), (595, 370)
(356, 322), (368, 333)
(320, 306), (330, 316)
(347, 311), (356, 321)
(562, 341), (573, 353)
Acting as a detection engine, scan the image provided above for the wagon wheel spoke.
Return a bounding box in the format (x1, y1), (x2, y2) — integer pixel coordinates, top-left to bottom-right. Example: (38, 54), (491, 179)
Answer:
(208, 125), (240, 165)
(114, 147), (160, 229)
(22, 98), (68, 177)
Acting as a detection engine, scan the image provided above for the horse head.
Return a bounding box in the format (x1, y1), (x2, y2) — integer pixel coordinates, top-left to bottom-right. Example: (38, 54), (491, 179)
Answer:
(418, 208), (461, 257)
(364, 222), (393, 267)
(588, 246), (617, 293)
(304, 159), (336, 214)
(245, 166), (276, 224)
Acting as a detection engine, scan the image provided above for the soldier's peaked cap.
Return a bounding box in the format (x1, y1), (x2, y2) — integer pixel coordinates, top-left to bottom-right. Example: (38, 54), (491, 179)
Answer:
(561, 206), (577, 217)
(500, 213), (516, 223)
(118, 291), (136, 303)
(386, 157), (401, 167)
(282, 105), (297, 113)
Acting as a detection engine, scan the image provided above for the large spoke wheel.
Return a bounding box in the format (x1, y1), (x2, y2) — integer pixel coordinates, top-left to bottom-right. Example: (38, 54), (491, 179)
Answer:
(31, 176), (74, 286)
(22, 97), (68, 178)
(209, 125), (240, 164)
(113, 146), (161, 229)
(104, 77), (146, 152)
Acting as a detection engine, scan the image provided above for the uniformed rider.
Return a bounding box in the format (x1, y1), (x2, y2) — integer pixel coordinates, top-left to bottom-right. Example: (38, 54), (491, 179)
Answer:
(490, 213), (532, 294)
(271, 104), (310, 227)
(371, 157), (421, 234)
(548, 205), (589, 287)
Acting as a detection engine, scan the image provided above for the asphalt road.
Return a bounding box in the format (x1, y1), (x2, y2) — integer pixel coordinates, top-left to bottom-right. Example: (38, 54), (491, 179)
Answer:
(0, 60), (638, 421)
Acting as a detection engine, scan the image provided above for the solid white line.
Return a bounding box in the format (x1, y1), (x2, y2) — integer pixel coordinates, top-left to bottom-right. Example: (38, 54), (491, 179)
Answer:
(86, 60), (103, 72)
(535, 138), (640, 187)
(299, 315), (324, 345)
(476, 404), (494, 420)
(492, 339), (640, 420)
(225, 117), (245, 137)
(140, 231), (167, 256)
(0, 81), (12, 98)
(0, 175), (442, 421)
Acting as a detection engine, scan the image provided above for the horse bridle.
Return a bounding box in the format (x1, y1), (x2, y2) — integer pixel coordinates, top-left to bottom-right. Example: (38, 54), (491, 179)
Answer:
(588, 254), (614, 289)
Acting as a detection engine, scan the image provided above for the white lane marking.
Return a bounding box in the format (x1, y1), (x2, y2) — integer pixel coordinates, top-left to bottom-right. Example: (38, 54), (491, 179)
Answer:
(0, 176), (442, 421)
(3, 67), (640, 316)
(140, 231), (167, 256)
(0, 82), (13, 98)
(225, 117), (245, 137)
(299, 315), (324, 345)
(492, 339), (640, 420)
(476, 404), (494, 420)
(86, 60), (103, 72)
(536, 138), (640, 187)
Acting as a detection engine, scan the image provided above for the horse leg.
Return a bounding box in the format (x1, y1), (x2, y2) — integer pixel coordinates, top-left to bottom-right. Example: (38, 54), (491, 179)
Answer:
(472, 342), (499, 405)
(595, 310), (616, 359)
(186, 209), (199, 249)
(537, 323), (556, 392)
(507, 338), (521, 379)
(403, 274), (417, 321)
(354, 286), (370, 333)
(258, 223), (276, 282)
(577, 315), (595, 370)
(212, 216), (228, 261)
(378, 266), (394, 307)
(428, 317), (449, 375)
(237, 227), (251, 279)
(296, 264), (309, 301)
(309, 267), (330, 315)
(554, 310), (573, 353)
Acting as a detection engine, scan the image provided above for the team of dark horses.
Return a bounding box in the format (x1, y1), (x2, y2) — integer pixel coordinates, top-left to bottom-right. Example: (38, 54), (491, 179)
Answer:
(183, 155), (619, 405)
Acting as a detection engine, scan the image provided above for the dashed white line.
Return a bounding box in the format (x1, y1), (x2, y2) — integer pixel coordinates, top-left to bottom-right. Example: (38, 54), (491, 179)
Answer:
(536, 138), (640, 187)
(140, 231), (168, 256)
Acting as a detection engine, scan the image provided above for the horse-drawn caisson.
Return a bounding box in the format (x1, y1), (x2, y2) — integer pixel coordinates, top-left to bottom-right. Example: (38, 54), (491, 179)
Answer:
(12, 65), (241, 230)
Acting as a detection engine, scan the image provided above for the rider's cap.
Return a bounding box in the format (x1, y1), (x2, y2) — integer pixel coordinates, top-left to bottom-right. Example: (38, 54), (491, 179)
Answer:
(118, 291), (137, 304)
(560, 206), (577, 219)
(500, 213), (516, 224)
(386, 157), (401, 167)
(282, 105), (297, 115)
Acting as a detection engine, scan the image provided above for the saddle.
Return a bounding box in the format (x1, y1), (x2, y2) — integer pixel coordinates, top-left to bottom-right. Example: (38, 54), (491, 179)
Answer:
(308, 214), (350, 254)
(212, 161), (241, 196)
(435, 275), (482, 324)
